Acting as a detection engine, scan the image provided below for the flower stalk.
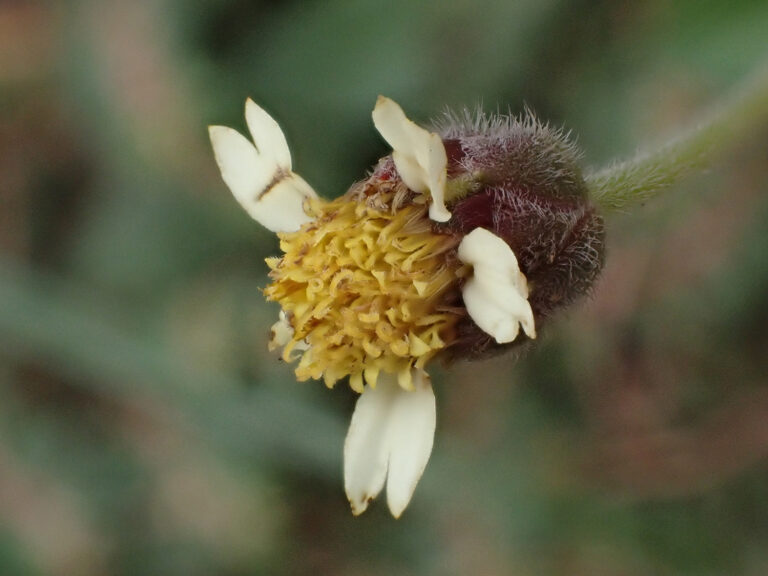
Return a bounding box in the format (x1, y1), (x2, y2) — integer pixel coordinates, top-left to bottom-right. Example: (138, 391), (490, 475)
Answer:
(586, 63), (768, 210)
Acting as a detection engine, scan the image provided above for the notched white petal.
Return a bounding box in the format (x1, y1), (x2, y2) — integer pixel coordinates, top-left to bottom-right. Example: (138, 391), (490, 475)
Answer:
(209, 100), (317, 233)
(344, 378), (394, 515)
(372, 96), (450, 223)
(458, 227), (536, 344)
(344, 371), (436, 518)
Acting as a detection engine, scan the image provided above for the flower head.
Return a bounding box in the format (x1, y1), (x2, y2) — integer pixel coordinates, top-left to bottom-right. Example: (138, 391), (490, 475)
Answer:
(209, 96), (604, 517)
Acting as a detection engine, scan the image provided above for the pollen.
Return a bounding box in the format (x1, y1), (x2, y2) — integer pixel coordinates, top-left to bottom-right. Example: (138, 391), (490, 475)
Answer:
(264, 185), (464, 392)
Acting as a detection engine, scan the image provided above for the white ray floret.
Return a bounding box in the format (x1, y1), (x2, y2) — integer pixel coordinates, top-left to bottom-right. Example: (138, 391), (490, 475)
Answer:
(269, 310), (295, 350)
(268, 310), (309, 361)
(209, 99), (317, 233)
(458, 227), (536, 344)
(372, 96), (451, 223)
(344, 370), (436, 518)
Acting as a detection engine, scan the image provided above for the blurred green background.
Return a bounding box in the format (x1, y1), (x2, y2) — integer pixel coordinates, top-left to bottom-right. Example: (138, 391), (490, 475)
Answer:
(2, 1), (768, 574)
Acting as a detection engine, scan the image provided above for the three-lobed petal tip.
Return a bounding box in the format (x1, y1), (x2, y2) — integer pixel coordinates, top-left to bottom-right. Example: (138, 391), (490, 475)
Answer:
(458, 227), (537, 344)
(344, 370), (436, 518)
(372, 96), (451, 223)
(208, 100), (317, 233)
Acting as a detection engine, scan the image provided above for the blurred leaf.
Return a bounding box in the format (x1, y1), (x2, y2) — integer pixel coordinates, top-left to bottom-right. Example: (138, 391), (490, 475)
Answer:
(0, 258), (344, 478)
(0, 530), (39, 576)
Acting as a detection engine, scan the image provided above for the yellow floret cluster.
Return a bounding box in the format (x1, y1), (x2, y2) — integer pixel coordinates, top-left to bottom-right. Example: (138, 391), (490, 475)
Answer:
(264, 187), (464, 392)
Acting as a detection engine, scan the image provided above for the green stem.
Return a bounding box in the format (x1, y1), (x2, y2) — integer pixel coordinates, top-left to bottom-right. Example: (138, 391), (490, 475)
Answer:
(586, 62), (768, 210)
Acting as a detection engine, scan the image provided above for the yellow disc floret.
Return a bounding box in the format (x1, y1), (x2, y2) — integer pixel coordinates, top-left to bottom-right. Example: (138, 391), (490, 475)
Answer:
(264, 185), (464, 392)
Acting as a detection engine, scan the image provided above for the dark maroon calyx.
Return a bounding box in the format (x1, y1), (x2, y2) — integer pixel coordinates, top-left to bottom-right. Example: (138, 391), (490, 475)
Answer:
(437, 118), (605, 360)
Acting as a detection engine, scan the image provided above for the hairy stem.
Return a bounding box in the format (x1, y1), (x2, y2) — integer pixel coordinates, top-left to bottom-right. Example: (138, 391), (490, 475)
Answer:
(586, 63), (768, 210)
